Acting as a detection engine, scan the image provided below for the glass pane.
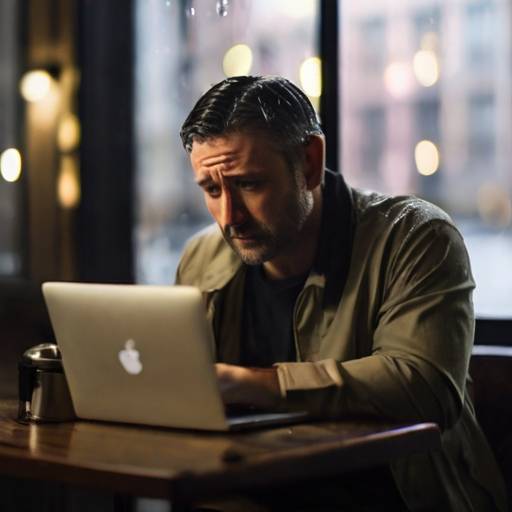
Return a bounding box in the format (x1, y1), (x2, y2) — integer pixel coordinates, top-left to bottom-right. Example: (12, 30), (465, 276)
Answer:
(0, 0), (22, 277)
(134, 0), (320, 284)
(340, 0), (512, 318)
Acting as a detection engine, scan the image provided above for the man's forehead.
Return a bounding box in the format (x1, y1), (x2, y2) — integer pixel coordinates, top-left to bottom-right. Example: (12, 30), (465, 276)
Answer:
(190, 138), (242, 173)
(195, 150), (238, 168)
(191, 132), (245, 150)
(190, 129), (281, 153)
(190, 137), (244, 159)
(189, 131), (293, 185)
(190, 132), (270, 168)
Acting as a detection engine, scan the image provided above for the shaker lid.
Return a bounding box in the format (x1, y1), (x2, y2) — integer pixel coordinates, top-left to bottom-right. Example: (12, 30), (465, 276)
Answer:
(22, 343), (62, 370)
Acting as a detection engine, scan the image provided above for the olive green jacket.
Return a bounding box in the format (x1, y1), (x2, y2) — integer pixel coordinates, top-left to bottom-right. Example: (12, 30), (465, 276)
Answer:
(176, 170), (507, 511)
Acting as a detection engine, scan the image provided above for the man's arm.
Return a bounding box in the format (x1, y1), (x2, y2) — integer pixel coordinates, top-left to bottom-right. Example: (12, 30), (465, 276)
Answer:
(215, 363), (281, 408)
(215, 220), (475, 430)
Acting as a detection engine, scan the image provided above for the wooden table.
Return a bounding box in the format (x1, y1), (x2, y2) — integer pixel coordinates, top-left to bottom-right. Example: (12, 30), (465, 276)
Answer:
(0, 399), (440, 506)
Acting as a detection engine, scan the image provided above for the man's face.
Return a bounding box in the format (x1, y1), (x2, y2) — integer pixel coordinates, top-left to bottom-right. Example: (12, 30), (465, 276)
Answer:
(190, 131), (313, 266)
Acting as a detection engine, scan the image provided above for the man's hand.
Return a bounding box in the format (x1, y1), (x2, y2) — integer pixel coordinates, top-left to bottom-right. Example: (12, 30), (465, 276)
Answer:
(215, 363), (281, 409)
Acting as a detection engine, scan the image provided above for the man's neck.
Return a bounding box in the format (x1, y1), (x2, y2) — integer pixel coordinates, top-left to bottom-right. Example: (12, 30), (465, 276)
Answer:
(262, 188), (323, 280)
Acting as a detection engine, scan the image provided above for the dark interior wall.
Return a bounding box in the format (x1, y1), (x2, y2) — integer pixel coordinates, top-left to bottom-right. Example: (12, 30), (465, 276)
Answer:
(0, 0), (135, 402)
(0, 0), (69, 399)
(0, 0), (137, 400)
(0, 281), (53, 399)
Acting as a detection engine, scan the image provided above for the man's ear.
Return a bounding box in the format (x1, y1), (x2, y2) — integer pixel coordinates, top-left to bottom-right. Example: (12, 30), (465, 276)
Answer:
(302, 135), (325, 190)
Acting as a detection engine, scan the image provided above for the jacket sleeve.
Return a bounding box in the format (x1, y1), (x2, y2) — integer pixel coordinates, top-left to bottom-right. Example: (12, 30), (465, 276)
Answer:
(275, 220), (475, 430)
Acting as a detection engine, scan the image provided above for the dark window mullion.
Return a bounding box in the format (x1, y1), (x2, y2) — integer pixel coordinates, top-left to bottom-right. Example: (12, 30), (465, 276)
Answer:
(320, 0), (339, 172)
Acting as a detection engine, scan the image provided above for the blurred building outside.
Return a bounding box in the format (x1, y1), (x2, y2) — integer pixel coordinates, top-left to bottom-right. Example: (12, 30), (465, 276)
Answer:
(340, 0), (512, 317)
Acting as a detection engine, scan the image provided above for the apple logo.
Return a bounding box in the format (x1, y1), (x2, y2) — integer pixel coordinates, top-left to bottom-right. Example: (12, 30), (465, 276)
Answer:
(118, 339), (143, 375)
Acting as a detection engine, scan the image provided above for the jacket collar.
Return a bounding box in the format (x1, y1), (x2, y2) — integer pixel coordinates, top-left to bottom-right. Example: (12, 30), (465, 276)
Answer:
(311, 169), (354, 307)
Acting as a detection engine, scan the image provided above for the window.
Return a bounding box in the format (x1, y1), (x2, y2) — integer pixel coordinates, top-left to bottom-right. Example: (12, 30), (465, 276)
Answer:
(359, 17), (386, 73)
(0, 0), (23, 277)
(413, 6), (441, 47)
(340, 0), (512, 318)
(466, 0), (496, 67)
(134, 0), (320, 284)
(415, 100), (440, 143)
(415, 99), (441, 199)
(360, 106), (386, 182)
(468, 94), (495, 165)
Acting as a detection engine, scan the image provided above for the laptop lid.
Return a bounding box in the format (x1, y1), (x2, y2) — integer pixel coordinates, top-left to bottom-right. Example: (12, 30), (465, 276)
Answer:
(42, 282), (309, 431)
(43, 282), (231, 430)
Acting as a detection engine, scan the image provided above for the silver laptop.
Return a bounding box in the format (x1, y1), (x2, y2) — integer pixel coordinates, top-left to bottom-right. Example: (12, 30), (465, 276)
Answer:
(42, 282), (308, 431)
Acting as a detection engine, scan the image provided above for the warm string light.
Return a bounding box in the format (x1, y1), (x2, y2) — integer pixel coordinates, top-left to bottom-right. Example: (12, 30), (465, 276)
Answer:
(58, 155), (81, 209)
(20, 70), (54, 102)
(0, 148), (22, 183)
(57, 68), (81, 208)
(58, 113), (81, 152)
(19, 65), (81, 208)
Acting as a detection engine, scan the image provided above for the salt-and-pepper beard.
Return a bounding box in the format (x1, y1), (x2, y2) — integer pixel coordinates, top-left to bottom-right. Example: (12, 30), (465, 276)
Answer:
(221, 173), (314, 266)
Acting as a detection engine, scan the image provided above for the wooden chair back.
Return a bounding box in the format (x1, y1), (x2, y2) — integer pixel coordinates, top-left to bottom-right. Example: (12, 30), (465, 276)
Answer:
(470, 346), (512, 503)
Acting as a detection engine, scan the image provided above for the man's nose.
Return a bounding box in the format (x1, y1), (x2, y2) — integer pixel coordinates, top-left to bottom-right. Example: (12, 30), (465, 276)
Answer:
(220, 188), (246, 228)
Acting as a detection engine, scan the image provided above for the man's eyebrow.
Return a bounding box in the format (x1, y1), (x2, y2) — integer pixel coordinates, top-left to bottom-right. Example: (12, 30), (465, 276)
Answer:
(195, 176), (215, 188)
(196, 170), (261, 188)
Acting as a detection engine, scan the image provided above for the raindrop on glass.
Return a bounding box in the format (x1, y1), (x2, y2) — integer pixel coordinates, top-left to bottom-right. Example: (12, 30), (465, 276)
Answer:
(185, 0), (195, 17)
(216, 0), (229, 17)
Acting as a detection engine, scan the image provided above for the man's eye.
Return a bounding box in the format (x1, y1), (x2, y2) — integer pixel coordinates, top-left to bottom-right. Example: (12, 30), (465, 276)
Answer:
(237, 180), (259, 191)
(204, 184), (221, 197)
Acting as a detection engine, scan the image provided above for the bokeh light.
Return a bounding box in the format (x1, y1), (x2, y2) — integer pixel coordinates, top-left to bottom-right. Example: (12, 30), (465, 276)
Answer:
(0, 148), (22, 183)
(414, 140), (440, 176)
(384, 62), (414, 99)
(413, 50), (439, 87)
(58, 114), (81, 152)
(20, 70), (53, 102)
(222, 44), (253, 77)
(58, 156), (81, 209)
(300, 56), (322, 98)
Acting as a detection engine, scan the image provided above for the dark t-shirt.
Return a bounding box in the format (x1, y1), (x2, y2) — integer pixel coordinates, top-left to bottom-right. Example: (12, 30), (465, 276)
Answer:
(238, 266), (407, 509)
(240, 265), (307, 367)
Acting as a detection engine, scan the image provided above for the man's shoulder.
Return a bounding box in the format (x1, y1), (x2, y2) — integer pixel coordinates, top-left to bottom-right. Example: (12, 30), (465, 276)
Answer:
(351, 187), (454, 231)
(348, 187), (466, 263)
(176, 224), (241, 289)
(348, 187), (473, 299)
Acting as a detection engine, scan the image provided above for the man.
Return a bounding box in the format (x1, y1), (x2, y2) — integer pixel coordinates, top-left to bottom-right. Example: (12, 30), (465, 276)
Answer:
(176, 76), (506, 511)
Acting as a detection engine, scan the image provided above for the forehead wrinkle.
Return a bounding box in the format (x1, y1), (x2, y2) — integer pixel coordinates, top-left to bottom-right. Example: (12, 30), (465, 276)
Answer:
(201, 152), (238, 169)
(203, 162), (235, 176)
(196, 151), (246, 184)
